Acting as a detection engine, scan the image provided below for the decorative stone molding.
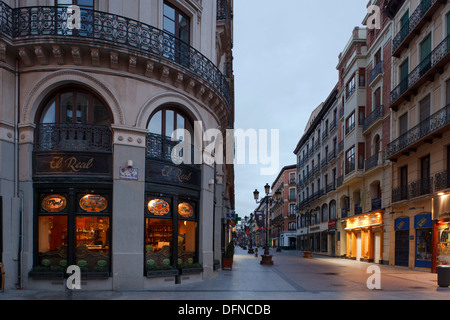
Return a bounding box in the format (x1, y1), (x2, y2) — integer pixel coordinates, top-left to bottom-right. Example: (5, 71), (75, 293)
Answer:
(112, 125), (148, 149)
(52, 46), (65, 65)
(21, 69), (125, 126)
(71, 46), (82, 65)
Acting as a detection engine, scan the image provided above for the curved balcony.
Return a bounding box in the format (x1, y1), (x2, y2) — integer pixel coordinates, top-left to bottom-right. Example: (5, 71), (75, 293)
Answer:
(35, 123), (112, 153)
(0, 2), (231, 110)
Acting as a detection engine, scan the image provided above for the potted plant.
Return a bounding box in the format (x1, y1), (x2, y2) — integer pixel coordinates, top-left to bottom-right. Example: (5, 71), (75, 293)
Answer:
(222, 240), (234, 270)
(213, 259), (220, 271)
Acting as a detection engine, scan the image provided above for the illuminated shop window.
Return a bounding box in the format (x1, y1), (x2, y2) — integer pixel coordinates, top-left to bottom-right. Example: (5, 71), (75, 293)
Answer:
(34, 192), (111, 275)
(145, 196), (198, 271)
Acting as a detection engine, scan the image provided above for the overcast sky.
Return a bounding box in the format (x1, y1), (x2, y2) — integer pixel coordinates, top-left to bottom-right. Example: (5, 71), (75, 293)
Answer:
(232, 0), (369, 219)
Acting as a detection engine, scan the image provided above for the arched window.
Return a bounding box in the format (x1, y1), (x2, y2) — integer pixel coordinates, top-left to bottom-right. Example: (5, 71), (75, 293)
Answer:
(321, 204), (328, 222)
(38, 88), (112, 126)
(148, 108), (193, 140)
(329, 200), (337, 221)
(35, 87), (112, 152)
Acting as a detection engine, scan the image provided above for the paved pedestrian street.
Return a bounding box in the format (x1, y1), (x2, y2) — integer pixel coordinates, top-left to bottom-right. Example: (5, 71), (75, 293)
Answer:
(0, 247), (449, 301)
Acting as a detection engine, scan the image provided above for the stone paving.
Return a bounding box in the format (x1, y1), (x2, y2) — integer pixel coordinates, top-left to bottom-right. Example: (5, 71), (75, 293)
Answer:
(0, 247), (449, 300)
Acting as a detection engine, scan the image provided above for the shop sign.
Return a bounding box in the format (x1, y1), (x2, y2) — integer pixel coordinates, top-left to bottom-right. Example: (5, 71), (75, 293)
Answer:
(79, 195), (108, 213)
(414, 214), (432, 229)
(395, 217), (410, 231)
(42, 194), (67, 212)
(146, 161), (200, 188)
(178, 202), (194, 218)
(328, 220), (336, 230)
(433, 195), (450, 220)
(148, 199), (170, 216)
(34, 153), (112, 176)
(346, 213), (383, 230)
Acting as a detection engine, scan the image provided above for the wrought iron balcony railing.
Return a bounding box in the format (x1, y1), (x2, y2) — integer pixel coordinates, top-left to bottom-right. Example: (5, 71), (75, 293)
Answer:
(392, 177), (433, 203)
(392, 0), (441, 56)
(146, 132), (198, 166)
(365, 153), (379, 171)
(35, 123), (112, 153)
(369, 61), (383, 85)
(391, 33), (450, 108)
(371, 197), (382, 211)
(363, 105), (384, 132)
(387, 103), (450, 160)
(435, 170), (450, 192)
(0, 2), (231, 108)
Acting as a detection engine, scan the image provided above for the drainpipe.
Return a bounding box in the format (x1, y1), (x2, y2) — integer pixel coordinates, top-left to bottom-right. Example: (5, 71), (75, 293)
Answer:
(14, 59), (23, 289)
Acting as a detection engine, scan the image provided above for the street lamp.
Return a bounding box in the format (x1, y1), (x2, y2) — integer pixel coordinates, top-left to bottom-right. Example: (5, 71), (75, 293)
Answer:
(253, 184), (281, 265)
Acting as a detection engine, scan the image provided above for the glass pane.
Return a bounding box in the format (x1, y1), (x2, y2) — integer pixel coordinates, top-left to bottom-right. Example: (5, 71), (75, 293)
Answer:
(77, 0), (94, 9)
(75, 217), (110, 272)
(179, 16), (190, 43)
(60, 92), (73, 123)
(76, 93), (89, 124)
(176, 114), (186, 141)
(177, 221), (197, 266)
(146, 219), (173, 269)
(416, 228), (432, 263)
(148, 111), (162, 135)
(163, 17), (175, 35)
(38, 216), (68, 270)
(163, 4), (175, 20)
(57, 0), (73, 6)
(93, 98), (111, 126)
(40, 98), (56, 124)
(165, 110), (175, 138)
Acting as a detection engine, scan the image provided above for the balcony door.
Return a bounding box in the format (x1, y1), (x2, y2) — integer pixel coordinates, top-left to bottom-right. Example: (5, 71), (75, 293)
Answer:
(420, 34), (432, 76)
(399, 59), (409, 93)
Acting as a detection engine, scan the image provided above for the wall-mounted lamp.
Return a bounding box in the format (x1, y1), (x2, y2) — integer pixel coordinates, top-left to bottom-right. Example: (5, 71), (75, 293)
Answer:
(127, 160), (134, 168)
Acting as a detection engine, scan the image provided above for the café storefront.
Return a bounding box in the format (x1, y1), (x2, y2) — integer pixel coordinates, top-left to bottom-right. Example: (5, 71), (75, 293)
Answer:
(30, 89), (114, 279)
(432, 195), (450, 271)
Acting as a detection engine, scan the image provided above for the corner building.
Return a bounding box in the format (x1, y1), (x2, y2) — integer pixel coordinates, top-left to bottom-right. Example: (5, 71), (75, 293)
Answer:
(0, 0), (234, 290)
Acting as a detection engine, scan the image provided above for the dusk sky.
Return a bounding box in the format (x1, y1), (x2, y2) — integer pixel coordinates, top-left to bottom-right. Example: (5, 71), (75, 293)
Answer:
(233, 0), (369, 218)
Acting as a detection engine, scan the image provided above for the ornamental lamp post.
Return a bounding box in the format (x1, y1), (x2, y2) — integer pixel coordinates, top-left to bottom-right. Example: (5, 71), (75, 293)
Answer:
(253, 184), (281, 265)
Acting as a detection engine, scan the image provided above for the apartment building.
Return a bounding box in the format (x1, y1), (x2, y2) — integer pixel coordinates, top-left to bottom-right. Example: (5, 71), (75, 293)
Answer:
(385, 0), (450, 272)
(295, 3), (394, 263)
(295, 88), (339, 256)
(0, 0), (234, 291)
(270, 165), (297, 250)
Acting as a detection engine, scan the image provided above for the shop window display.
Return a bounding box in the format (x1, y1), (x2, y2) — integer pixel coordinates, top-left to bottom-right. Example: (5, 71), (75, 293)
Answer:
(415, 228), (432, 267)
(34, 192), (111, 275)
(438, 222), (450, 265)
(145, 196), (198, 271)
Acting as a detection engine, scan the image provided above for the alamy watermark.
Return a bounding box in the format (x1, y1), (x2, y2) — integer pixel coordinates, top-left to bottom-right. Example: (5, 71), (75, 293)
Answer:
(367, 5), (382, 30)
(168, 121), (280, 176)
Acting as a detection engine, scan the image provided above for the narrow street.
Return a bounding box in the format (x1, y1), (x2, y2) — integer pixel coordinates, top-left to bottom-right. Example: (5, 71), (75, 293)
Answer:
(0, 247), (448, 301)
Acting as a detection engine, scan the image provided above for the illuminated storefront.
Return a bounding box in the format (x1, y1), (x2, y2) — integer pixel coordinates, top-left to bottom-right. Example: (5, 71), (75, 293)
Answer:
(433, 194), (450, 271)
(344, 212), (383, 263)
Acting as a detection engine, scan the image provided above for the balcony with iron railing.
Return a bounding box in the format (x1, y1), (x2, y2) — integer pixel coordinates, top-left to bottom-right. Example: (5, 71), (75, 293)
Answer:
(369, 61), (383, 85)
(392, 0), (444, 57)
(391, 34), (450, 109)
(392, 177), (433, 203)
(387, 103), (450, 160)
(371, 197), (382, 211)
(363, 105), (384, 132)
(146, 132), (199, 166)
(35, 123), (112, 153)
(0, 2), (231, 110)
